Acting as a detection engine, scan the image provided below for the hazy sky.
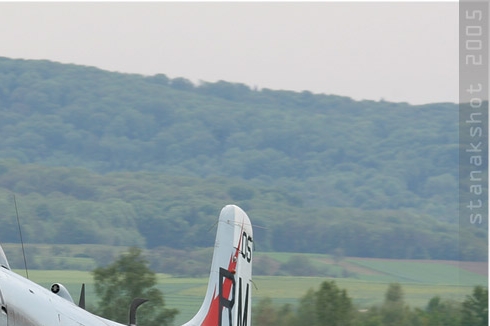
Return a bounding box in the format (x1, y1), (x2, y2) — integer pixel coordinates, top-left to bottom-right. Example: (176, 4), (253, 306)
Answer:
(0, 2), (458, 104)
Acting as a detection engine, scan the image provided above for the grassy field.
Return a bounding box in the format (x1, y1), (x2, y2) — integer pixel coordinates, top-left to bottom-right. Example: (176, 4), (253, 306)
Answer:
(14, 252), (487, 326)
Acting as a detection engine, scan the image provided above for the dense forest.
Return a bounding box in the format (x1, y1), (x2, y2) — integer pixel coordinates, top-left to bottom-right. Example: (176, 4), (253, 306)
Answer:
(0, 57), (486, 261)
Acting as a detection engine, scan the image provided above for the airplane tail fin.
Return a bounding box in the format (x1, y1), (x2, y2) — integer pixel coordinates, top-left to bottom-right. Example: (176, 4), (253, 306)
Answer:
(182, 205), (253, 326)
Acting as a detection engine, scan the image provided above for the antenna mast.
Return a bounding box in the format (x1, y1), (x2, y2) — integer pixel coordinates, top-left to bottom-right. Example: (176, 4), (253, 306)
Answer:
(13, 194), (29, 279)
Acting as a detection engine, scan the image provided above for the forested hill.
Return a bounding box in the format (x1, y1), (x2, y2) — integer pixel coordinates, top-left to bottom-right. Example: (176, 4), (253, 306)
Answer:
(0, 57), (485, 260)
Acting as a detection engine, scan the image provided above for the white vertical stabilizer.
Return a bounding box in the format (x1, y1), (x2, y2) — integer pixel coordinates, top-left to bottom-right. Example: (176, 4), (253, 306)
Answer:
(182, 205), (253, 326)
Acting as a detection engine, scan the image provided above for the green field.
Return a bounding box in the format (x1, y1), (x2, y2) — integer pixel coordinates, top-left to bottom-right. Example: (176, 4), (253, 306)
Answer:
(15, 254), (487, 326)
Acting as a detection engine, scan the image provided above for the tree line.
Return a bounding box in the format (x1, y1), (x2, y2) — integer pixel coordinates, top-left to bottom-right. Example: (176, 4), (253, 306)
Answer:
(253, 282), (488, 326)
(0, 162), (486, 262)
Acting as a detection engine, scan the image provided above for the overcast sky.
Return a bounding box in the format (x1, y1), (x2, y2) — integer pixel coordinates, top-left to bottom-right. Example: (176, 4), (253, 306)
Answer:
(0, 2), (458, 105)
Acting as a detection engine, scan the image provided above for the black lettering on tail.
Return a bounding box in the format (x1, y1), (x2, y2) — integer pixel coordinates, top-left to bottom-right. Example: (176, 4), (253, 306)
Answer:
(237, 278), (249, 326)
(219, 267), (235, 325)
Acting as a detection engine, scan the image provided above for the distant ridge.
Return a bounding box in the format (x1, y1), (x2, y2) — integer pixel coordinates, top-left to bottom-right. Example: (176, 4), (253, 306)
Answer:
(0, 57), (484, 261)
